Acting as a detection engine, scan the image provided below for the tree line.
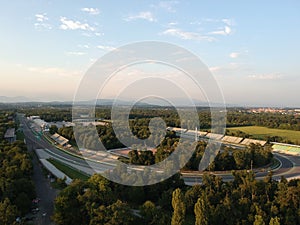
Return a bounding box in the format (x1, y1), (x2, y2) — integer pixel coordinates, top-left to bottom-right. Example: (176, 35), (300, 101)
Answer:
(184, 142), (273, 171)
(53, 171), (300, 225)
(21, 106), (300, 131)
(0, 111), (35, 225)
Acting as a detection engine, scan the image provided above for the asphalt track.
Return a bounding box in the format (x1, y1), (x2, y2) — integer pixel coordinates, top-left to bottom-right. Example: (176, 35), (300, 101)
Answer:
(21, 116), (300, 186)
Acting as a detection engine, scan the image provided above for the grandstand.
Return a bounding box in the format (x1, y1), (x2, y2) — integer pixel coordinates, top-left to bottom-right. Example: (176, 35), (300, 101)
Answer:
(50, 133), (70, 147)
(272, 142), (300, 155)
(221, 135), (243, 144)
(185, 129), (208, 137)
(205, 133), (224, 140)
(167, 126), (268, 146)
(240, 138), (267, 146)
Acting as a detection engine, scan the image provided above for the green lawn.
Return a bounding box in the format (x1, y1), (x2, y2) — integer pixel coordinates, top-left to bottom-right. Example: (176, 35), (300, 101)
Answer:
(47, 158), (90, 181)
(227, 126), (300, 143)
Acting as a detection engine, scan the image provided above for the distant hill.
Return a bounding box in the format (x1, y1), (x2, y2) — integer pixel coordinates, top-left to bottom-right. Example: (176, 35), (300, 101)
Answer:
(0, 96), (33, 103)
(0, 96), (230, 107)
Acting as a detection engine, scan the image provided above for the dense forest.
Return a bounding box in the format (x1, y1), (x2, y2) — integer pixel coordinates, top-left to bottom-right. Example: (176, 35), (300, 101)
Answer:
(124, 140), (273, 171)
(21, 106), (300, 131)
(53, 171), (300, 225)
(182, 142), (272, 171)
(0, 111), (35, 224)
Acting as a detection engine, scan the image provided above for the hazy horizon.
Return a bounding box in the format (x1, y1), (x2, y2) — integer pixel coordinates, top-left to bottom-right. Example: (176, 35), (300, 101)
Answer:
(1, 95), (300, 108)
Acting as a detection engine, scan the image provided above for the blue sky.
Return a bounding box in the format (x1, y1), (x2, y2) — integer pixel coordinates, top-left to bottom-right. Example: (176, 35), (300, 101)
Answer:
(1, 0), (300, 106)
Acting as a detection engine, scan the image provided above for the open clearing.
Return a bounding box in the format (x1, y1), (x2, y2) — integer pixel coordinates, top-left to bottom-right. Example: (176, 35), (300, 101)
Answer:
(227, 126), (300, 143)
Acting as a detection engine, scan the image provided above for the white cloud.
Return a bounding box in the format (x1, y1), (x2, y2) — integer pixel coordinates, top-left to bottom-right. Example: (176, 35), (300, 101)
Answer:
(78, 44), (90, 49)
(225, 26), (232, 34)
(162, 28), (215, 41)
(248, 73), (282, 80)
(222, 18), (234, 26)
(27, 66), (81, 77)
(190, 18), (234, 37)
(167, 21), (178, 26)
(193, 18), (234, 26)
(59, 17), (95, 31)
(229, 52), (240, 58)
(97, 45), (116, 51)
(34, 13), (52, 30)
(209, 63), (242, 74)
(124, 11), (157, 22)
(209, 25), (232, 36)
(155, 1), (179, 13)
(65, 51), (87, 56)
(35, 14), (48, 22)
(81, 32), (92, 37)
(81, 7), (100, 15)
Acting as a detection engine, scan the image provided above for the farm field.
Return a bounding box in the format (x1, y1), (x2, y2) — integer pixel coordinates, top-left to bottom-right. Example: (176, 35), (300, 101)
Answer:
(227, 126), (300, 143)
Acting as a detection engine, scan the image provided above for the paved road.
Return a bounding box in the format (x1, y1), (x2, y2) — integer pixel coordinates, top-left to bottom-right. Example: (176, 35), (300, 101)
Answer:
(23, 119), (58, 225)
(183, 153), (300, 185)
(21, 116), (113, 174)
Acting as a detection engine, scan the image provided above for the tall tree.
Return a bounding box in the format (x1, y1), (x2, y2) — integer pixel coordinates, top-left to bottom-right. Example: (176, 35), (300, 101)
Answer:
(106, 200), (134, 225)
(140, 200), (164, 225)
(171, 188), (186, 225)
(194, 194), (209, 225)
(269, 217), (280, 225)
(0, 198), (17, 225)
(254, 215), (266, 225)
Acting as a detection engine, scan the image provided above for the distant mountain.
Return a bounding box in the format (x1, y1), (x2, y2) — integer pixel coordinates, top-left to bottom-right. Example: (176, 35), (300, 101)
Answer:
(0, 96), (34, 103)
(71, 99), (153, 106)
(0, 96), (237, 107)
(0, 96), (209, 107)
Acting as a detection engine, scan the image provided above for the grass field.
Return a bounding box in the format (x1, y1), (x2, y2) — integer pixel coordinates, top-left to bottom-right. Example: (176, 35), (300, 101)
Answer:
(227, 126), (300, 143)
(47, 158), (90, 181)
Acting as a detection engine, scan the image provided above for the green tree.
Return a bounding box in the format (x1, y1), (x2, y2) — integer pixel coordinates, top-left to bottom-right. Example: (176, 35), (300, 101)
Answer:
(106, 200), (134, 225)
(194, 195), (209, 225)
(269, 217), (280, 225)
(90, 205), (107, 225)
(171, 188), (186, 225)
(0, 198), (17, 225)
(52, 180), (88, 225)
(254, 215), (266, 225)
(140, 200), (163, 225)
(49, 124), (58, 134)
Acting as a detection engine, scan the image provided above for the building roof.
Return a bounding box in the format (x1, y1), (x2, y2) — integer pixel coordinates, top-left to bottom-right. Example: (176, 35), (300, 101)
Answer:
(4, 128), (15, 138)
(33, 118), (48, 127)
(51, 133), (60, 139)
(51, 133), (69, 146)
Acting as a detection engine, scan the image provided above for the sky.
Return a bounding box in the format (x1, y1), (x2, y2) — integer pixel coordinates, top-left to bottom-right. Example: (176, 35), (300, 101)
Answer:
(0, 0), (300, 107)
